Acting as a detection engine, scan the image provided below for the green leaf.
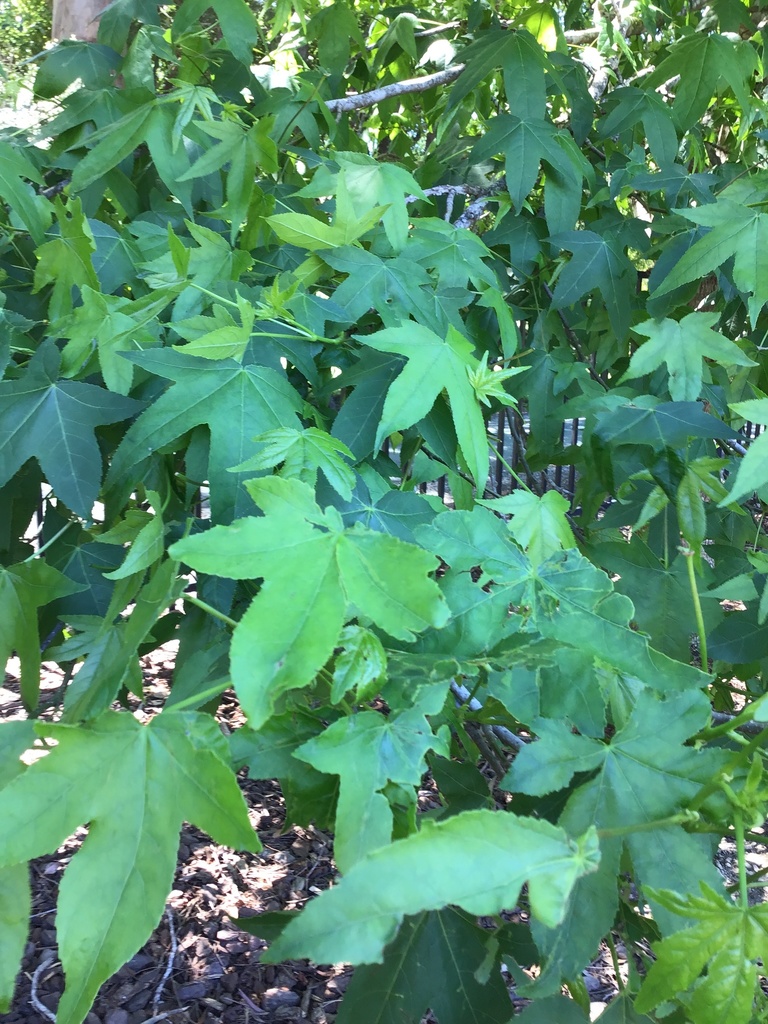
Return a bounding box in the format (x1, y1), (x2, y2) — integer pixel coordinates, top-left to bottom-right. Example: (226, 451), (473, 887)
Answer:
(416, 510), (709, 692)
(0, 343), (141, 519)
(430, 756), (494, 816)
(294, 686), (448, 871)
(234, 427), (356, 499)
(709, 606), (768, 663)
(623, 313), (756, 401)
(652, 199), (768, 326)
(636, 884), (768, 1024)
(511, 691), (726, 981)
(70, 101), (157, 193)
(592, 992), (654, 1023)
(331, 624), (387, 703)
(472, 116), (584, 218)
(324, 482), (436, 545)
(479, 490), (575, 566)
(57, 286), (170, 395)
(33, 199), (101, 320)
(268, 211), (349, 250)
(328, 249), (432, 325)
(530, 550), (709, 691)
(170, 478), (449, 727)
(0, 722), (35, 1012)
(0, 141), (48, 245)
(594, 399), (738, 450)
(518, 996), (588, 1023)
(34, 41), (121, 97)
(61, 561), (182, 722)
(550, 230), (635, 341)
(309, 3), (366, 75)
(0, 710), (258, 1024)
(720, 399), (768, 504)
(488, 646), (607, 738)
(404, 219), (498, 291)
(644, 34), (758, 130)
(360, 323), (489, 489)
(0, 559), (82, 710)
(267, 809), (600, 964)
(172, 294), (255, 362)
(231, 712), (338, 829)
(599, 86), (678, 167)
(676, 469), (706, 552)
(172, 0), (258, 66)
(106, 349), (303, 524)
(451, 30), (550, 119)
(591, 541), (718, 660)
(181, 118), (277, 241)
(0, 863), (29, 1011)
(511, 689), (726, 889)
(338, 908), (513, 1024)
(301, 155), (426, 252)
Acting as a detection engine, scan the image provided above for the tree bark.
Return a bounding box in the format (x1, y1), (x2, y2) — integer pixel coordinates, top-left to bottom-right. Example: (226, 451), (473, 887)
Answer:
(52, 0), (110, 41)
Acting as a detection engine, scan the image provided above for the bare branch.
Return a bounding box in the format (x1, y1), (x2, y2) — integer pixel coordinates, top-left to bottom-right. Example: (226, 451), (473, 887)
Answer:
(451, 681), (528, 751)
(405, 179), (507, 227)
(325, 65), (465, 114)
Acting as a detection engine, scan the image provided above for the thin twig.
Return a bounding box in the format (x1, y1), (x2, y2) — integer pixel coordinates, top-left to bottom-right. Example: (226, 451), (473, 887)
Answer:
(151, 908), (178, 1014)
(139, 1008), (189, 1024)
(505, 408), (545, 497)
(238, 988), (269, 1016)
(30, 960), (58, 1023)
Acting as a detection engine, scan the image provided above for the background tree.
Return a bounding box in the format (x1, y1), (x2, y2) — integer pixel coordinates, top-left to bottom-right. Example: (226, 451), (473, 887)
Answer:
(2, 0), (768, 1022)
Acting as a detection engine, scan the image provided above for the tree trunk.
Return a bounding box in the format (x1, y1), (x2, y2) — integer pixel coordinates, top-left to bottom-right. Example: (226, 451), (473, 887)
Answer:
(51, 0), (110, 41)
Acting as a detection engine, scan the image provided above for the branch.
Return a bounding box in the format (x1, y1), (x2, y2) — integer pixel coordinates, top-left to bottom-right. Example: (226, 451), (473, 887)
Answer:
(451, 681), (528, 751)
(325, 65), (465, 114)
(454, 183), (505, 228)
(711, 711), (768, 737)
(720, 437), (749, 457)
(404, 179), (507, 225)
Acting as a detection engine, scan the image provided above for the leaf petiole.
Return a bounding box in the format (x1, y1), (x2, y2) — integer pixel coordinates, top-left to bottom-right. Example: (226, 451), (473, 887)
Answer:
(182, 592), (238, 629)
(597, 809), (699, 839)
(735, 810), (749, 910)
(24, 520), (75, 562)
(684, 545), (708, 671)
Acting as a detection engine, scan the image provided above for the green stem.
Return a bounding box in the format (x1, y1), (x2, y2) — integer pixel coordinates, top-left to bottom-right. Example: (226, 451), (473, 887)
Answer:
(485, 434), (534, 494)
(597, 809), (699, 839)
(690, 726), (768, 812)
(735, 811), (749, 910)
(188, 282), (325, 342)
(605, 933), (625, 993)
(685, 550), (708, 670)
(697, 701), (767, 741)
(182, 592), (238, 629)
(25, 521), (74, 562)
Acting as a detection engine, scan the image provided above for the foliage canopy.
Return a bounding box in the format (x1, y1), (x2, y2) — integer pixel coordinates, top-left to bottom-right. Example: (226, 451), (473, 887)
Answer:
(3, 0), (768, 1020)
